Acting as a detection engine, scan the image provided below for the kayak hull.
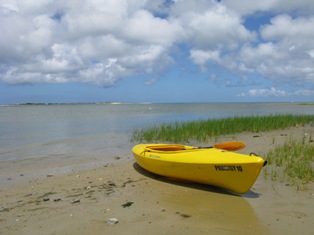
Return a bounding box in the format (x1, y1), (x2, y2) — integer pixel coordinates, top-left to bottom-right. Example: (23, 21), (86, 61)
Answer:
(132, 144), (266, 194)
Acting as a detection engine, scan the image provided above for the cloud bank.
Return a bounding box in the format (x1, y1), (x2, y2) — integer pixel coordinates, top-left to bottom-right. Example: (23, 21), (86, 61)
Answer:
(1, 0), (314, 91)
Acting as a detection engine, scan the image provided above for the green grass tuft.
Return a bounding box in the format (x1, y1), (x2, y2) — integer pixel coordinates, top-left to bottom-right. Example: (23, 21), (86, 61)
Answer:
(131, 114), (314, 143)
(266, 138), (314, 188)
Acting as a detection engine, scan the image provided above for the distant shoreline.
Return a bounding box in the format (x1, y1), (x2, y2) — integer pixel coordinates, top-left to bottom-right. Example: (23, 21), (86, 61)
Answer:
(1, 102), (136, 106)
(1, 101), (314, 106)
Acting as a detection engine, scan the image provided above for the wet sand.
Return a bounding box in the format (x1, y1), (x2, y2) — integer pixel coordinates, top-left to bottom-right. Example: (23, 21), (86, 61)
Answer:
(1, 126), (313, 235)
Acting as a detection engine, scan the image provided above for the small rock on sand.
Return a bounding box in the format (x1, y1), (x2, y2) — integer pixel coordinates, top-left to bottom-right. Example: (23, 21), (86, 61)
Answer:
(107, 218), (118, 225)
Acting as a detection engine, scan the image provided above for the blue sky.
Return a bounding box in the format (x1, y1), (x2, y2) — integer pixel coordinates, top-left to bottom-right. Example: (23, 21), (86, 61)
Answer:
(1, 0), (314, 104)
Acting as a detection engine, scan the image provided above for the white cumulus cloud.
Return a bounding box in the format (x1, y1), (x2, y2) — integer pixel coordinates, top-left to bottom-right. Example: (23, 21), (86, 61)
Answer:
(0, 0), (314, 94)
(238, 87), (286, 97)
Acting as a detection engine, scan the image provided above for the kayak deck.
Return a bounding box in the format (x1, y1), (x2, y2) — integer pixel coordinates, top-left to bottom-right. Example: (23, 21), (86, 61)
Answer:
(132, 143), (267, 194)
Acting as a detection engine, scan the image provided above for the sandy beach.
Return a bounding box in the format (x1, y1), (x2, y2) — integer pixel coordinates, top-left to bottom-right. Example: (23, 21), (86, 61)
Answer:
(1, 126), (313, 235)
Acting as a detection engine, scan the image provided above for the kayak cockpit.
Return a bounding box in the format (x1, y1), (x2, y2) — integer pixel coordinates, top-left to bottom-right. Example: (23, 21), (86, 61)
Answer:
(145, 144), (187, 151)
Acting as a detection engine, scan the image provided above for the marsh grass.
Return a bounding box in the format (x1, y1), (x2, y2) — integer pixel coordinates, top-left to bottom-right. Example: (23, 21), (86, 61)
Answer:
(265, 138), (314, 189)
(131, 114), (314, 188)
(131, 114), (314, 143)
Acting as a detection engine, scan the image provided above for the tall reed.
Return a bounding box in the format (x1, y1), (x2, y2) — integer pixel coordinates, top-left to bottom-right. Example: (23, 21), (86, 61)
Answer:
(131, 114), (314, 142)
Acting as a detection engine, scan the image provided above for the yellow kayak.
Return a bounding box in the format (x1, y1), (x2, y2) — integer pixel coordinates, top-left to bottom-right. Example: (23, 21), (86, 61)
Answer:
(132, 143), (267, 194)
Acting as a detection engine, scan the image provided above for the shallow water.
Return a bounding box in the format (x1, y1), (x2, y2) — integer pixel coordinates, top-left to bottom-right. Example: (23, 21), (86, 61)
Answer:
(1, 102), (313, 185)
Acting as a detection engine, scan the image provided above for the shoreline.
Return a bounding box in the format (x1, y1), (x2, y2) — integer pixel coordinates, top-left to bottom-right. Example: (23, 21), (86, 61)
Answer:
(2, 101), (313, 107)
(1, 126), (313, 234)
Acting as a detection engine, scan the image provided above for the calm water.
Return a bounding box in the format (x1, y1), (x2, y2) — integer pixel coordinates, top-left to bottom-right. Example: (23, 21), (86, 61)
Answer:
(1, 102), (313, 184)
